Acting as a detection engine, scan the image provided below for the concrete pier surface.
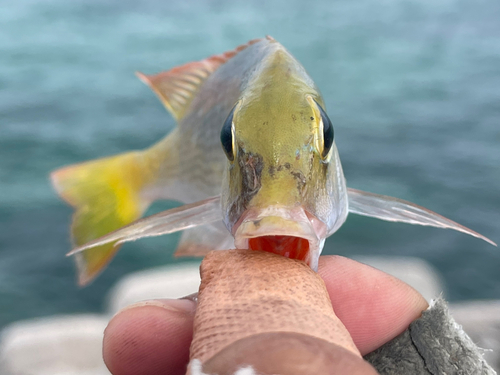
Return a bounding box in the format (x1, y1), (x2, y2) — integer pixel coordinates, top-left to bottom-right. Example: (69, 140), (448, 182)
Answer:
(1, 256), (498, 374)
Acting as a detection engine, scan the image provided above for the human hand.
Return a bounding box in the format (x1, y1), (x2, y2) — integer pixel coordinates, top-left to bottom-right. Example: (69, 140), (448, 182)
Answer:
(103, 255), (428, 374)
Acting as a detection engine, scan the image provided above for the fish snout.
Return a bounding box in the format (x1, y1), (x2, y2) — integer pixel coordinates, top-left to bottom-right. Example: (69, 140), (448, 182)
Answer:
(232, 206), (327, 270)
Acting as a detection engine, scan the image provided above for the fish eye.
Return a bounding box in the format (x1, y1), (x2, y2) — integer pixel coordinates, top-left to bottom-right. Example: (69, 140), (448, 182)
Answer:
(314, 100), (334, 158)
(220, 105), (236, 161)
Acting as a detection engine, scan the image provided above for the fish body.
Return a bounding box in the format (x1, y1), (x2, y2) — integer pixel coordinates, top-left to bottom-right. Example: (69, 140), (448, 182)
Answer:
(51, 37), (495, 285)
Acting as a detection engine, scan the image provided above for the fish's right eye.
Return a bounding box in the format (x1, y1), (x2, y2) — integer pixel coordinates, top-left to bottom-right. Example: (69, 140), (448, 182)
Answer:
(220, 105), (236, 161)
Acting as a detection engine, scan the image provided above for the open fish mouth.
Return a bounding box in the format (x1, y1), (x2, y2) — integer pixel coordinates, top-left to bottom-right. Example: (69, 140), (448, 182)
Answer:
(233, 206), (327, 270)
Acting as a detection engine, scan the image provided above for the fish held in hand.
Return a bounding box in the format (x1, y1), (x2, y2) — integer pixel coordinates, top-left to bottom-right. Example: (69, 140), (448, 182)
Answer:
(52, 36), (496, 286)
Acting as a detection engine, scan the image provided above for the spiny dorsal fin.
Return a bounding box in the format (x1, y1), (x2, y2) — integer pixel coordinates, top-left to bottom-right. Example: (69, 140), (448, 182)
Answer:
(136, 38), (266, 121)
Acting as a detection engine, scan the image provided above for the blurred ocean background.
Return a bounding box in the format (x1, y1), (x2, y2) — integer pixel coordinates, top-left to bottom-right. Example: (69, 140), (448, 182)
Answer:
(1, 0), (499, 328)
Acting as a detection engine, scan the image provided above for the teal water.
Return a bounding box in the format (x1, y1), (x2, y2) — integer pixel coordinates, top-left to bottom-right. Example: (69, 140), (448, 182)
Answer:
(1, 0), (499, 328)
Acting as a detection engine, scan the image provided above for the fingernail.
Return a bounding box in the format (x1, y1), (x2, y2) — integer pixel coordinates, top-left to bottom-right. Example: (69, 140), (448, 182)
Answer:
(121, 299), (197, 314)
(181, 292), (198, 303)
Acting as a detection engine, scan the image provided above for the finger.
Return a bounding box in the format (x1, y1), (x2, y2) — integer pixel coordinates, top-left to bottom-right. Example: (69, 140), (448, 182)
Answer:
(318, 255), (429, 355)
(190, 250), (378, 375)
(103, 255), (429, 374)
(103, 299), (196, 375)
(201, 332), (378, 375)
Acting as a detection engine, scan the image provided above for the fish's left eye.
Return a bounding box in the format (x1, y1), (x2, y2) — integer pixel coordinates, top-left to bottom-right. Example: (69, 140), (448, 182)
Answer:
(220, 105), (236, 161)
(315, 101), (334, 158)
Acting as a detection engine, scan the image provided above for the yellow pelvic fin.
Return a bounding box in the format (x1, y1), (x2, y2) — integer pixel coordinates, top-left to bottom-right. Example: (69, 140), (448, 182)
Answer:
(136, 38), (264, 121)
(51, 151), (151, 286)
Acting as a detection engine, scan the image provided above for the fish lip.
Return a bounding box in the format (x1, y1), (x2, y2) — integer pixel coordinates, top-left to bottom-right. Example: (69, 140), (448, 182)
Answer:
(232, 206), (327, 270)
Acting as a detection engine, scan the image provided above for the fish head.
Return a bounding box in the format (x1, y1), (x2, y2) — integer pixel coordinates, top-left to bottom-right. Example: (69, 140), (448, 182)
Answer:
(220, 47), (348, 270)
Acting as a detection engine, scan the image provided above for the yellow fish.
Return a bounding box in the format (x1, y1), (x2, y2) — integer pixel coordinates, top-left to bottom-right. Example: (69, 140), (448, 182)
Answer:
(51, 37), (496, 286)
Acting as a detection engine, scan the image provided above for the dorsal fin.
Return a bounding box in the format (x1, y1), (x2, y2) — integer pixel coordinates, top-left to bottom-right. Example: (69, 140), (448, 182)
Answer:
(136, 38), (265, 121)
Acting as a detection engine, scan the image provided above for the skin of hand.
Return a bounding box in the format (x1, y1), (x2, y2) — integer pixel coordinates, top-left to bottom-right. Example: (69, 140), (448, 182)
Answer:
(103, 255), (429, 375)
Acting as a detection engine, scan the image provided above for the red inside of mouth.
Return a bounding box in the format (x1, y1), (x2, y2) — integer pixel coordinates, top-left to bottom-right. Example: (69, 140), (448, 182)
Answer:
(248, 236), (310, 262)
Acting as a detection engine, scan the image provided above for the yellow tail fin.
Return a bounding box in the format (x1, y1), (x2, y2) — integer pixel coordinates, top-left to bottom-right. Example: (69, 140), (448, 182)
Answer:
(51, 151), (151, 286)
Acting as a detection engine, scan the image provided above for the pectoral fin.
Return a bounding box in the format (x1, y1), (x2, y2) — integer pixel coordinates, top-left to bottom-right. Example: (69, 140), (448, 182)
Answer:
(67, 196), (222, 256)
(347, 188), (496, 246)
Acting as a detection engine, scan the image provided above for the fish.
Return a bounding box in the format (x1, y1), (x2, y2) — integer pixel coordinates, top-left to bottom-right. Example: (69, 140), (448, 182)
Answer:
(51, 36), (496, 286)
